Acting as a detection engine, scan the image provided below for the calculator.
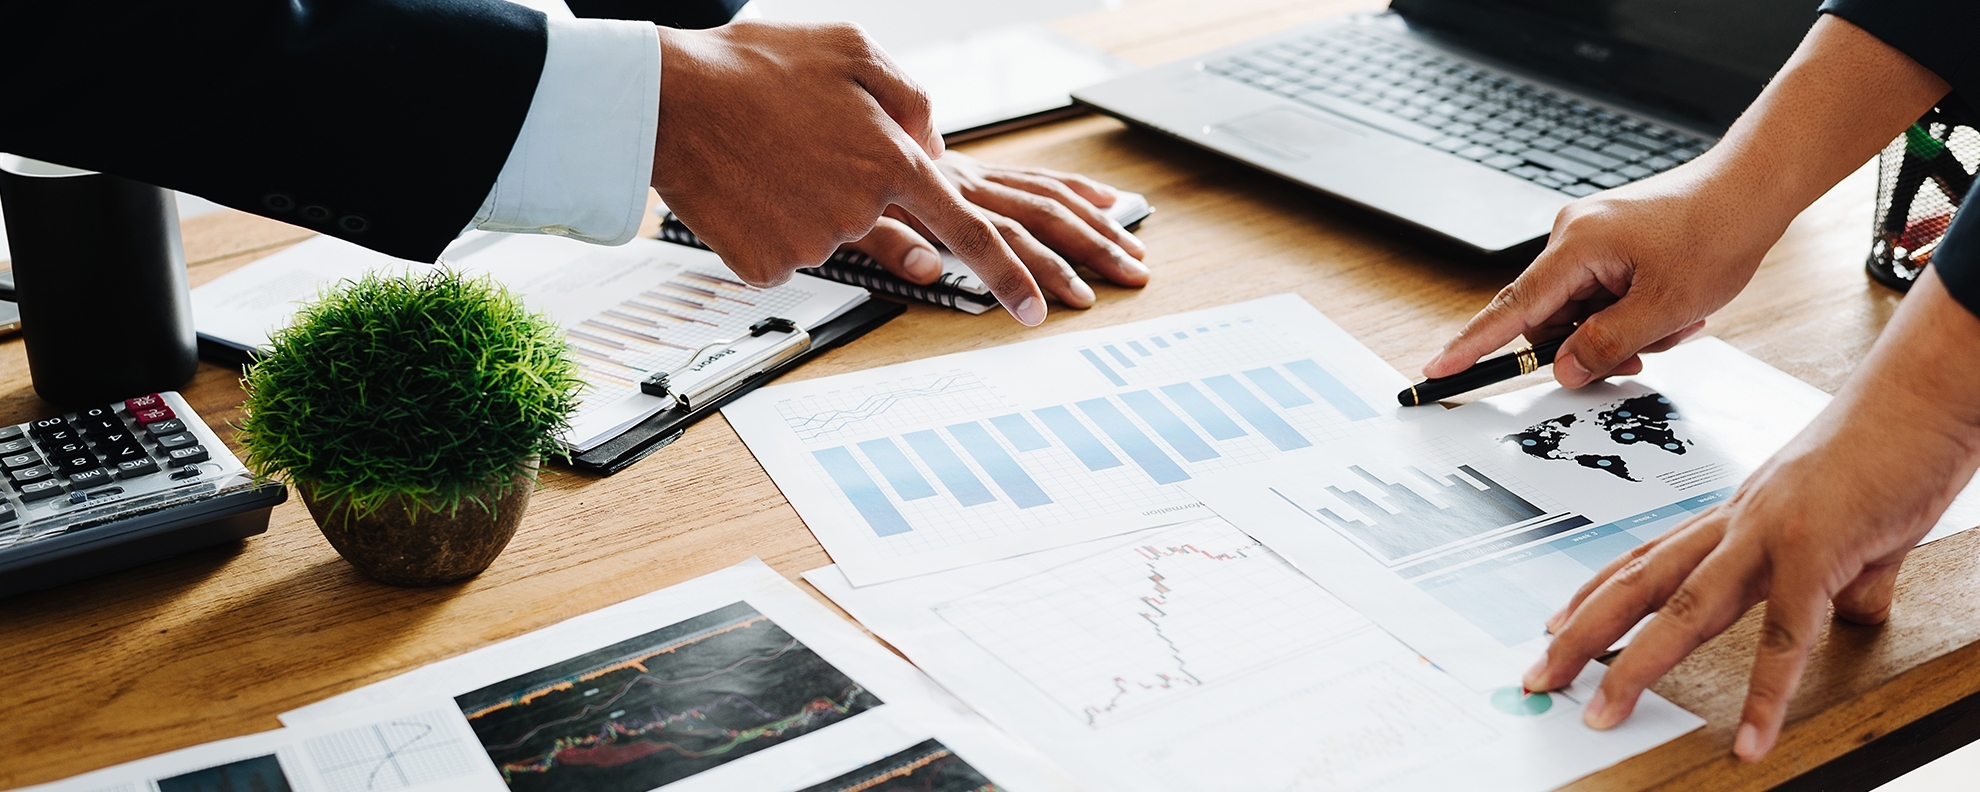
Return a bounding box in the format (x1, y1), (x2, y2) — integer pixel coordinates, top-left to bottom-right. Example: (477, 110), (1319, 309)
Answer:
(0, 391), (287, 598)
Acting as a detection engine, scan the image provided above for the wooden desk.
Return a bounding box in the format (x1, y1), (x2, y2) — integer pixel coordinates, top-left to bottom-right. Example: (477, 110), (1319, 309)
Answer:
(5, 1), (1978, 789)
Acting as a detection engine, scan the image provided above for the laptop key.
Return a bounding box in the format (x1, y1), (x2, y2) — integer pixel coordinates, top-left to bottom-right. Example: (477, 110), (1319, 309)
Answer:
(1589, 172), (1631, 188)
(1617, 164), (1654, 179)
(1430, 136), (1468, 151)
(1455, 145), (1496, 160)
(1557, 145), (1624, 170)
(1520, 150), (1601, 179)
(1561, 183), (1601, 197)
(1482, 153), (1526, 170)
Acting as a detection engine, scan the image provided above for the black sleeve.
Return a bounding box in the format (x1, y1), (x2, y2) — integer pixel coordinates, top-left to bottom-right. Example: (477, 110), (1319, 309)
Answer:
(1930, 189), (1980, 315)
(1820, 0), (1980, 111)
(0, 0), (548, 263)
(567, 0), (747, 29)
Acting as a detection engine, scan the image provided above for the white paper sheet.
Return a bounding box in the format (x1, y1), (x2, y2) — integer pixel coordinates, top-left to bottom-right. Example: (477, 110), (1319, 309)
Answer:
(805, 518), (1702, 792)
(15, 703), (501, 792)
(1186, 338), (1980, 688)
(280, 558), (1077, 792)
(190, 233), (869, 452)
(723, 294), (1413, 585)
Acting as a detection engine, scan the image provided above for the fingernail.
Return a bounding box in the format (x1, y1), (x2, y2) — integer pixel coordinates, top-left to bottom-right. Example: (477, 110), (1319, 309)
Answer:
(1582, 688), (1610, 729)
(904, 247), (941, 280)
(1012, 296), (1045, 326)
(1121, 255), (1149, 276)
(1069, 277), (1096, 305)
(1734, 722), (1762, 761)
(1557, 352), (1592, 387)
(1522, 657), (1548, 692)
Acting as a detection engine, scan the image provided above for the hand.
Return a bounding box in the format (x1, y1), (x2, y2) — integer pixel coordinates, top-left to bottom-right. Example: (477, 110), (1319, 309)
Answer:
(649, 21), (1047, 325)
(1523, 269), (1980, 762)
(843, 152), (1149, 309)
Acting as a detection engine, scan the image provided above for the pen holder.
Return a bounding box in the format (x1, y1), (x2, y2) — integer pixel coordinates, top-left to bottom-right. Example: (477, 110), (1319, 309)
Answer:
(0, 155), (198, 407)
(1866, 106), (1978, 292)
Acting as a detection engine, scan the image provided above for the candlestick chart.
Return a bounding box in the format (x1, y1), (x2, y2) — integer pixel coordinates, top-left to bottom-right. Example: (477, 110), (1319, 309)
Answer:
(795, 739), (1001, 792)
(454, 602), (882, 792)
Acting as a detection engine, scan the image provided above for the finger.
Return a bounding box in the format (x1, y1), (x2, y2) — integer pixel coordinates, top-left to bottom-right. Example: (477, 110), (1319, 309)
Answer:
(1423, 263), (1603, 378)
(1584, 537), (1766, 731)
(1546, 511), (1706, 633)
(982, 209), (1096, 309)
(983, 169), (1148, 260)
(1027, 166), (1120, 207)
(1735, 575), (1830, 761)
(894, 157), (1047, 325)
(1526, 512), (1726, 693)
(844, 216), (943, 284)
(1555, 293), (1698, 388)
(833, 24), (943, 158)
(1832, 559), (1903, 625)
(969, 180), (1148, 288)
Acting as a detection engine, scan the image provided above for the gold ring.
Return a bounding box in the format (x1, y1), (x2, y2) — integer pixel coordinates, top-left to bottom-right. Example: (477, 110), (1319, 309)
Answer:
(1515, 346), (1538, 376)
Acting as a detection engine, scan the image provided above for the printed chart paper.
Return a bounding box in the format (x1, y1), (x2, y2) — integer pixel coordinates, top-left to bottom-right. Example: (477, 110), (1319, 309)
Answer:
(806, 518), (1702, 792)
(280, 559), (1075, 792)
(1188, 338), (1980, 688)
(724, 294), (1411, 585)
(191, 233), (868, 452)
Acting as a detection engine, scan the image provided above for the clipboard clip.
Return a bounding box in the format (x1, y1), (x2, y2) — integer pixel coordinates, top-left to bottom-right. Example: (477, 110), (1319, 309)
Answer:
(640, 317), (811, 411)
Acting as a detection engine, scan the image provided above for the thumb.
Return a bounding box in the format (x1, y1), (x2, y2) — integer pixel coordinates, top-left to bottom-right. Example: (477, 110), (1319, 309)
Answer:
(1832, 560), (1902, 625)
(1555, 294), (1694, 387)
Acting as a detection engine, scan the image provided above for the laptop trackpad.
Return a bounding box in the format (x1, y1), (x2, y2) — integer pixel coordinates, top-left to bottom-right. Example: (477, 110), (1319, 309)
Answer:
(1210, 107), (1365, 161)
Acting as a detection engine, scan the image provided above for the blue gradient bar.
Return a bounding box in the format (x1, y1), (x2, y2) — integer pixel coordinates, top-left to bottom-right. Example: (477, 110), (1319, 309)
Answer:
(1286, 359), (1379, 421)
(1205, 375), (1312, 451)
(1076, 398), (1190, 484)
(1151, 336), (1171, 348)
(1174, 331), (1189, 339)
(1105, 345), (1137, 368)
(989, 413), (1050, 451)
(813, 447), (913, 537)
(1243, 367), (1313, 408)
(948, 422), (1053, 508)
(903, 430), (996, 506)
(1119, 391), (1219, 462)
(1159, 382), (1247, 440)
(1127, 340), (1152, 356)
(1079, 349), (1126, 386)
(856, 438), (937, 500)
(1034, 406), (1122, 471)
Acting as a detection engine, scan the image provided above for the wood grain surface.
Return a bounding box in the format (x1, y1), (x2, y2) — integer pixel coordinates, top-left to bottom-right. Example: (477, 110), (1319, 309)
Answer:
(3, 2), (1973, 790)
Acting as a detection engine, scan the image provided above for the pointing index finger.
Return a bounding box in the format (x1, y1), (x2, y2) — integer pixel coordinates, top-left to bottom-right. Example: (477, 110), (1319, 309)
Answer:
(894, 155), (1046, 325)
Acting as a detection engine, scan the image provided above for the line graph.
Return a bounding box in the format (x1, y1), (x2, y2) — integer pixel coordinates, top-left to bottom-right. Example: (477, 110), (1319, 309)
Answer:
(454, 602), (882, 792)
(795, 739), (1001, 792)
(934, 520), (1370, 727)
(305, 710), (479, 792)
(779, 372), (1003, 442)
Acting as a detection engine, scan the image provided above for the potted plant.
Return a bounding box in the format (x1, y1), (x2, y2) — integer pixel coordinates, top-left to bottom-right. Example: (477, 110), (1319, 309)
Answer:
(236, 269), (583, 586)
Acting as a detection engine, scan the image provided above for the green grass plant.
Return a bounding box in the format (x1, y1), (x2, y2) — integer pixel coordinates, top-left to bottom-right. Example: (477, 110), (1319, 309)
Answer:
(236, 269), (583, 520)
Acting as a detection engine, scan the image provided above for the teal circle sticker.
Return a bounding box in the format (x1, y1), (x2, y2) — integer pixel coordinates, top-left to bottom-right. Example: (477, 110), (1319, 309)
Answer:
(1490, 686), (1554, 717)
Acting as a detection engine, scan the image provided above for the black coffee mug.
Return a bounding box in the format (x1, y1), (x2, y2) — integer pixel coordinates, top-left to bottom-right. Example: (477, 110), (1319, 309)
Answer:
(0, 155), (197, 407)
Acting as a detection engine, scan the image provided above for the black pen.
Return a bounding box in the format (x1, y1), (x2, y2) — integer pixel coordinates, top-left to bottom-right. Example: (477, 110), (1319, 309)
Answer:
(1397, 337), (1566, 406)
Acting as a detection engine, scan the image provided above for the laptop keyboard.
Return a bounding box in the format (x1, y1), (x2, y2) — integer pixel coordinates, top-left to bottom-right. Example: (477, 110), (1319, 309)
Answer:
(1204, 26), (1716, 197)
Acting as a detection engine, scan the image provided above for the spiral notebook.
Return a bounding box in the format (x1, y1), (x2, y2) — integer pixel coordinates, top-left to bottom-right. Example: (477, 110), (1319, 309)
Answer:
(656, 191), (1150, 313)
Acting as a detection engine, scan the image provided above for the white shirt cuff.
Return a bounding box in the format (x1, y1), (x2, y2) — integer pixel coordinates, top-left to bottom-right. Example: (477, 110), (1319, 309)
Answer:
(468, 16), (659, 245)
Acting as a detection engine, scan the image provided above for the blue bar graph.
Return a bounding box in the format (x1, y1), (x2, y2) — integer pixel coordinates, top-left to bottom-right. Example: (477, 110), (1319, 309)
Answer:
(1080, 349), (1126, 386)
(1076, 398), (1190, 484)
(990, 413), (1050, 451)
(1174, 331), (1188, 340)
(1119, 391), (1219, 462)
(1035, 406), (1122, 471)
(1286, 359), (1379, 421)
(1244, 367), (1313, 408)
(1127, 340), (1152, 356)
(1159, 383), (1247, 440)
(1205, 375), (1312, 451)
(948, 422), (1053, 508)
(814, 447), (913, 536)
(904, 430), (996, 506)
(1151, 336), (1171, 348)
(856, 438), (937, 500)
(1105, 345), (1136, 368)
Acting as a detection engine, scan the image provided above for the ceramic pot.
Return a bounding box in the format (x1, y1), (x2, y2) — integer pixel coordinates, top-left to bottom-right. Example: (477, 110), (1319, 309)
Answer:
(300, 468), (535, 586)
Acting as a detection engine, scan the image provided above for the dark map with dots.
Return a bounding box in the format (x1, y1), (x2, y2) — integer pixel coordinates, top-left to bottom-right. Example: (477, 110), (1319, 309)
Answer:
(1502, 394), (1688, 481)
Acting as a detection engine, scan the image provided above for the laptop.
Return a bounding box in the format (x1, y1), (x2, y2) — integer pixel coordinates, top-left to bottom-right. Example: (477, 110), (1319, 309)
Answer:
(1073, 0), (1817, 254)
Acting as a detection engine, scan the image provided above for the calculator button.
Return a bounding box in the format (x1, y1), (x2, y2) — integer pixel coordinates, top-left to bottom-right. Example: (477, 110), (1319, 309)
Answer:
(52, 454), (100, 476)
(34, 428), (77, 446)
(167, 445), (209, 467)
(0, 425), (22, 442)
(99, 441), (148, 464)
(78, 416), (124, 436)
(1, 452), (38, 469)
(18, 479), (61, 502)
(0, 503), (17, 523)
(115, 457), (160, 479)
(46, 441), (89, 458)
(142, 418), (186, 437)
(67, 469), (113, 489)
(154, 432), (197, 450)
(0, 439), (31, 456)
(124, 394), (165, 412)
(11, 465), (53, 484)
(28, 417), (66, 434)
(132, 406), (176, 425)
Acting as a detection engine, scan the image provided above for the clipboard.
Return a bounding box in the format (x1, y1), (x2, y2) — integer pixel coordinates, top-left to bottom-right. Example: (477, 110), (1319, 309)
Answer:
(198, 298), (906, 477)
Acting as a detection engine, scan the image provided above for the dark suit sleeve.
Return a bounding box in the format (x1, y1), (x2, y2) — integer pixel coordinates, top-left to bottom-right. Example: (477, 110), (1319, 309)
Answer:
(0, 0), (548, 263)
(567, 0), (746, 29)
(1820, 0), (1980, 315)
